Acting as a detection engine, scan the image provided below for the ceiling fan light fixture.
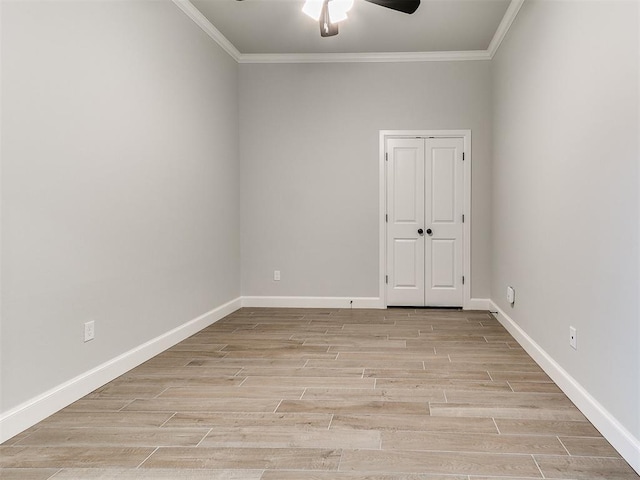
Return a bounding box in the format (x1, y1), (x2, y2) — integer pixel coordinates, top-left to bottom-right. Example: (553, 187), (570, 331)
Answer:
(302, 0), (323, 21)
(303, 0), (353, 23)
(328, 0), (354, 21)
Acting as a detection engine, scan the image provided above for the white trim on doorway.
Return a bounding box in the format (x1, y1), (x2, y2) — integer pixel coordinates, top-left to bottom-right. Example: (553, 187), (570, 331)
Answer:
(379, 130), (472, 309)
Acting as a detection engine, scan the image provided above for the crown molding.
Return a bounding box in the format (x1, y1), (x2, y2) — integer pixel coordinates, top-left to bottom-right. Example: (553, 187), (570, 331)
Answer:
(238, 50), (491, 64)
(172, 0), (522, 65)
(487, 0), (525, 58)
(172, 0), (241, 62)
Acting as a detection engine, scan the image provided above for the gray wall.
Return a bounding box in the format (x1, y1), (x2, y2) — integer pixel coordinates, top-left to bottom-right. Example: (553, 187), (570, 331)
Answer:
(1, 0), (240, 411)
(491, 0), (639, 438)
(239, 61), (492, 299)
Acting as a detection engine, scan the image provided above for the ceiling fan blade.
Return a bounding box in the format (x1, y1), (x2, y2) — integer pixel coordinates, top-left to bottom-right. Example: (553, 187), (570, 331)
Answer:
(319, 0), (339, 37)
(364, 0), (420, 14)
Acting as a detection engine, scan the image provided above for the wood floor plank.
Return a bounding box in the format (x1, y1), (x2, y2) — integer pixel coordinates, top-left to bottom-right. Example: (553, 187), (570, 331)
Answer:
(163, 412), (333, 429)
(134, 357), (193, 368)
(141, 447), (341, 470)
(327, 345), (426, 352)
(198, 358), (309, 367)
(157, 386), (305, 399)
(291, 332), (392, 341)
(277, 400), (430, 415)
(488, 372), (553, 383)
(0, 469), (59, 479)
(168, 343), (227, 352)
(199, 426), (380, 449)
(339, 450), (542, 477)
(424, 362), (543, 372)
(122, 398), (281, 413)
(241, 376), (375, 388)
(336, 352), (443, 361)
(381, 431), (567, 455)
(469, 477), (562, 480)
(302, 387), (446, 403)
(508, 382), (563, 393)
(375, 379), (512, 391)
(59, 399), (132, 413)
(449, 354), (536, 364)
(36, 411), (174, 428)
(1, 428), (40, 446)
(153, 349), (228, 359)
(0, 447), (154, 468)
(14, 427), (210, 447)
(365, 369), (492, 380)
(220, 340), (305, 350)
(237, 367), (365, 377)
(559, 436), (622, 457)
(306, 359), (425, 370)
(85, 384), (169, 399)
(330, 414), (499, 434)
(443, 391), (573, 407)
(407, 340), (519, 350)
(494, 419), (600, 437)
(50, 469), (263, 479)
(223, 351), (336, 359)
(534, 455), (639, 479)
(340, 325), (420, 335)
(430, 402), (587, 421)
(121, 367), (243, 378)
(109, 374), (245, 387)
(261, 472), (467, 480)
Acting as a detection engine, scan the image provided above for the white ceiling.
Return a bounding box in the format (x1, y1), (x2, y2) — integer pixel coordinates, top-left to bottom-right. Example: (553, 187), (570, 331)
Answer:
(189, 0), (513, 55)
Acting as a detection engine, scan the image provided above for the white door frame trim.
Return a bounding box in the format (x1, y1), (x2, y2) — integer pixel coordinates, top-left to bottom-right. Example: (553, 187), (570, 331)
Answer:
(379, 130), (472, 309)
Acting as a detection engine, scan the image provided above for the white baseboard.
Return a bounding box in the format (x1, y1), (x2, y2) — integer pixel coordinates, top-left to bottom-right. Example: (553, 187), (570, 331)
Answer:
(489, 300), (640, 475)
(241, 296), (384, 309)
(0, 297), (242, 444)
(465, 298), (491, 310)
(241, 296), (492, 311)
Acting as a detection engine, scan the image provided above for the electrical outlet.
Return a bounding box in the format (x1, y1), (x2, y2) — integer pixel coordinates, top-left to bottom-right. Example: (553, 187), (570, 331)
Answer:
(84, 321), (95, 342)
(569, 326), (577, 350)
(274, 270), (281, 281)
(507, 286), (515, 305)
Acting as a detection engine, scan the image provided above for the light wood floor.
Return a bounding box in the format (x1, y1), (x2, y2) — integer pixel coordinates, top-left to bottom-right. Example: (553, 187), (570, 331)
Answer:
(2, 308), (638, 479)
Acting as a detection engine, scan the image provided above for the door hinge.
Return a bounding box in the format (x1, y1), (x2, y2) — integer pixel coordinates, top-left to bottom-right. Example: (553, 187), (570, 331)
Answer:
(385, 214), (388, 223)
(462, 152), (465, 161)
(462, 214), (465, 223)
(385, 275), (388, 284)
(462, 276), (465, 285)
(385, 152), (388, 161)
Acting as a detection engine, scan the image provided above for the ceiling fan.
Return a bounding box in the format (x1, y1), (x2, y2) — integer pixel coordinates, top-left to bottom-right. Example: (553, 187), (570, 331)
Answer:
(235, 0), (420, 38)
(302, 0), (420, 37)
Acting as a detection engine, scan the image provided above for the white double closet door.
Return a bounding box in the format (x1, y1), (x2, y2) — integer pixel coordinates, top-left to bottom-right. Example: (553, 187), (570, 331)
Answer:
(386, 137), (464, 307)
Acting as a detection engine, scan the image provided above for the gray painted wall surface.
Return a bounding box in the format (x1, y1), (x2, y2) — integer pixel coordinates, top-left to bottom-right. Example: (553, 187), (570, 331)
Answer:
(491, 0), (639, 438)
(1, 0), (240, 411)
(239, 61), (492, 299)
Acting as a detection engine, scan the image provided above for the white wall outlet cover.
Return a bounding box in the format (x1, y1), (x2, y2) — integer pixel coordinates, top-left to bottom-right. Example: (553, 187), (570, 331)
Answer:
(274, 270), (281, 281)
(569, 326), (577, 350)
(84, 321), (95, 342)
(507, 286), (515, 304)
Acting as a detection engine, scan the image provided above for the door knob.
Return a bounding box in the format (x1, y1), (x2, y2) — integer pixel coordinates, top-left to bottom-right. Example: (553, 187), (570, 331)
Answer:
(417, 228), (424, 236)
(426, 228), (433, 236)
